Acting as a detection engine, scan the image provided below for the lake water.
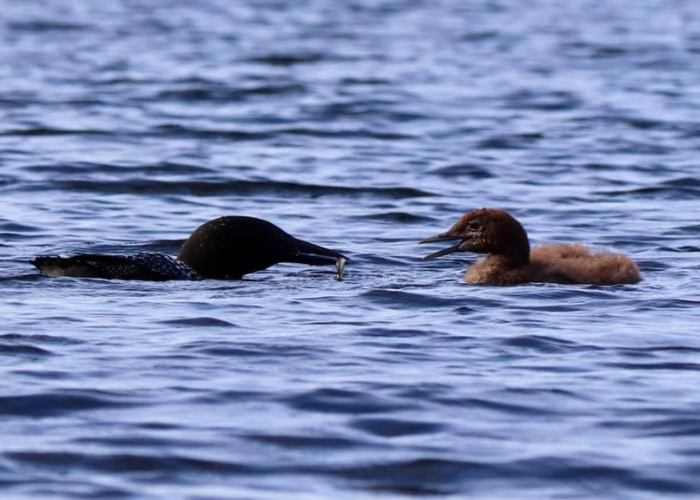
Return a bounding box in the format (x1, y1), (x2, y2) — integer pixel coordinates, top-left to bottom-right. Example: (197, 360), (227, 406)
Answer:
(2, 0), (700, 498)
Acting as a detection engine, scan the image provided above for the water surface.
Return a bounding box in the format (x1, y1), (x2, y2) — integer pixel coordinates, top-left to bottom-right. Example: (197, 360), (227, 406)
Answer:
(2, 1), (700, 498)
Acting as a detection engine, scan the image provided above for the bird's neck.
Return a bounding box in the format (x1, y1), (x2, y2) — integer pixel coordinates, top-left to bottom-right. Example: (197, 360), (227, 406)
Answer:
(490, 237), (530, 269)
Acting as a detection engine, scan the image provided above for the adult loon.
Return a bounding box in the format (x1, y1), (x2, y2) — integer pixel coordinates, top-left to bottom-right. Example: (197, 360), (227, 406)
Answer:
(32, 216), (348, 281)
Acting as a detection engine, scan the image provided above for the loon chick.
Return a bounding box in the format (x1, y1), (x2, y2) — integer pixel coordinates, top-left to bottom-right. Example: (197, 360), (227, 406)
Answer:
(32, 216), (348, 281)
(420, 208), (640, 285)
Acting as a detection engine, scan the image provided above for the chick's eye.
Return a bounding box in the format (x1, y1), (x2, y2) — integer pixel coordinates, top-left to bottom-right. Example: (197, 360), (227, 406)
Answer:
(467, 222), (480, 231)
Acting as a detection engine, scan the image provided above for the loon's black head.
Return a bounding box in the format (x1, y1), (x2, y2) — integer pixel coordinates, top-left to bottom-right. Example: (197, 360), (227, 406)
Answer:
(177, 216), (348, 279)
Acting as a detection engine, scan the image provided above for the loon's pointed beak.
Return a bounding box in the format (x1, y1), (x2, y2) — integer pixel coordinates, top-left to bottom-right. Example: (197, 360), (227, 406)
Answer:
(419, 232), (457, 244)
(419, 232), (463, 260)
(287, 238), (349, 266)
(287, 238), (349, 280)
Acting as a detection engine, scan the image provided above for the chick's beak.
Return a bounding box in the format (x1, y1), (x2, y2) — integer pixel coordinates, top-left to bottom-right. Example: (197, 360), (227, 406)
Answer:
(419, 232), (464, 260)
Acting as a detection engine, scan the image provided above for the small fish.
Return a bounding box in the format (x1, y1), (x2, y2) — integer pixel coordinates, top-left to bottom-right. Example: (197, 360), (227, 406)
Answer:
(336, 256), (348, 281)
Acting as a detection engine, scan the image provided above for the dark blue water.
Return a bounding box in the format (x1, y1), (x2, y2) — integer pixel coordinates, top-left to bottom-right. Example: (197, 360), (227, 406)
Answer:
(2, 0), (700, 498)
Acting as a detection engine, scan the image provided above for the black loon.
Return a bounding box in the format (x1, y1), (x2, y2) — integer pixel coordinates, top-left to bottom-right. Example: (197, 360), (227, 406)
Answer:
(32, 216), (348, 281)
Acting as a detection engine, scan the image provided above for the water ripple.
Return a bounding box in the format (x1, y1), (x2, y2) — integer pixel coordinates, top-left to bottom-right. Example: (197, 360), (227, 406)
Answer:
(22, 179), (432, 199)
(0, 391), (134, 418)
